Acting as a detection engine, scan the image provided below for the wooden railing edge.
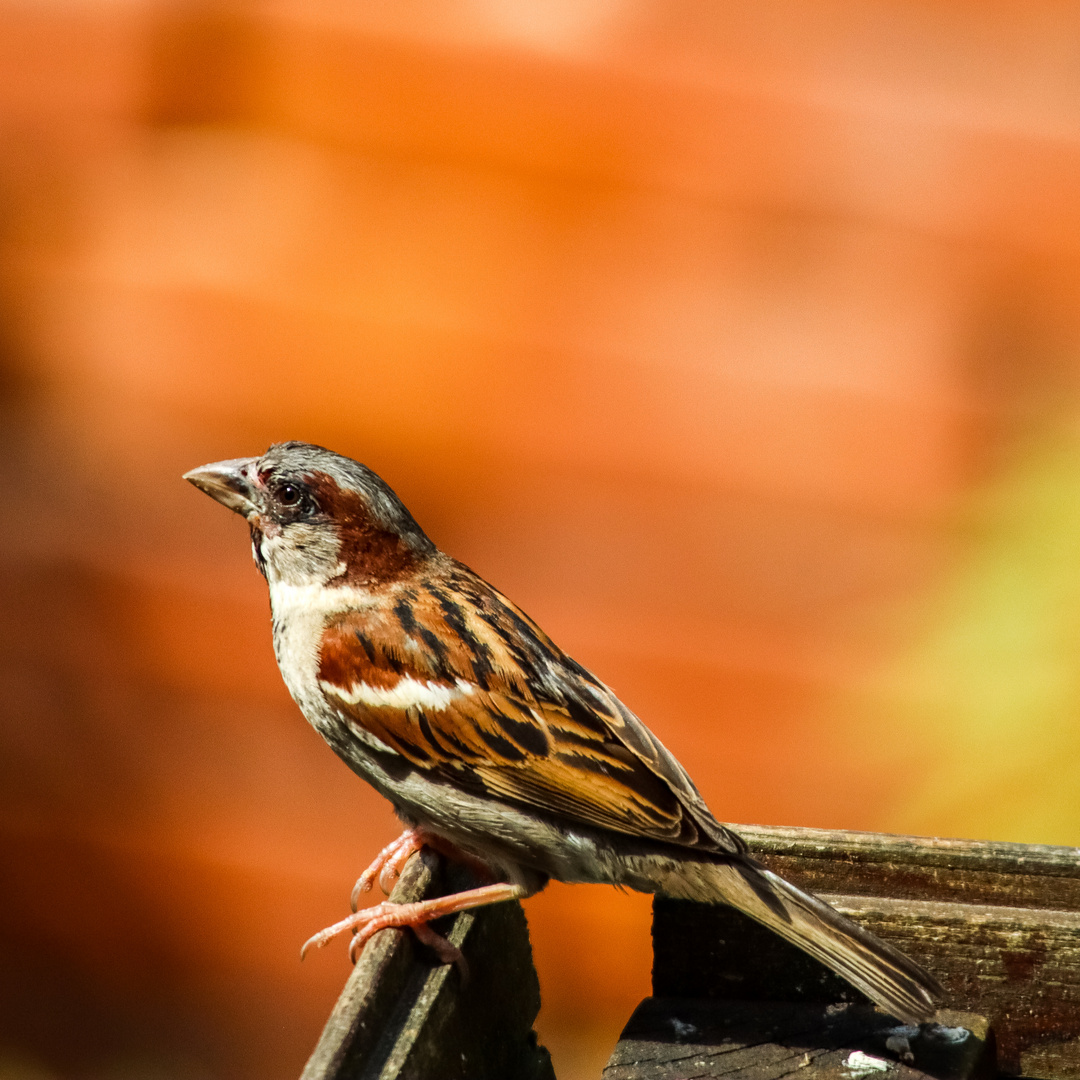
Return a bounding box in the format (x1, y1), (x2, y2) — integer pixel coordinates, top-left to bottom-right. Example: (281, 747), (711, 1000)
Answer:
(300, 823), (1080, 1080)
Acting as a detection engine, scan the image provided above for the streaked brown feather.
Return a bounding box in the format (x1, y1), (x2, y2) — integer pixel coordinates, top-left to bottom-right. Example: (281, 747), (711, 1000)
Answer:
(316, 562), (741, 852)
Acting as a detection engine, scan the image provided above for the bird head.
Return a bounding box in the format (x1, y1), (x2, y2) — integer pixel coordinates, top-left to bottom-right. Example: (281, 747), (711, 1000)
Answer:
(184, 442), (435, 587)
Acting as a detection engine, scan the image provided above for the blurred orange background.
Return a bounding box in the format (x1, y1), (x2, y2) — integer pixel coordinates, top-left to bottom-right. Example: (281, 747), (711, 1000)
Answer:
(4, 3), (1080, 1078)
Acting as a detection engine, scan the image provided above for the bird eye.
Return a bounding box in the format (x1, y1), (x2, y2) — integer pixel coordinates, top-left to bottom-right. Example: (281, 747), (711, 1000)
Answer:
(278, 483), (302, 505)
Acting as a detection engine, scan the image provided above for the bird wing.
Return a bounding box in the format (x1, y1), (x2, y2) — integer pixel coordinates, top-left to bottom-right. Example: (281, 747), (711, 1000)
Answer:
(316, 562), (743, 854)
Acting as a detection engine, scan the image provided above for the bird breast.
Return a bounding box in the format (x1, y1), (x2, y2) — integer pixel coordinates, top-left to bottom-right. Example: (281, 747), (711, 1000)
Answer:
(267, 580), (379, 728)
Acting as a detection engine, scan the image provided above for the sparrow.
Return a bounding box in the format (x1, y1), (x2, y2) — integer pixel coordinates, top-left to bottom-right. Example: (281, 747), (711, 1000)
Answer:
(184, 441), (942, 1023)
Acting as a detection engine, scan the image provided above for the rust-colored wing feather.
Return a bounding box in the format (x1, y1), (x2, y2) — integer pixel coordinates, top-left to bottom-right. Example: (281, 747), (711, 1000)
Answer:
(317, 561), (742, 854)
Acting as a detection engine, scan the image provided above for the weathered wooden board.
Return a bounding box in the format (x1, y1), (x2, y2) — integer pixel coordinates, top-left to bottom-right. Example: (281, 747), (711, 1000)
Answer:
(652, 825), (1080, 1080)
(738, 825), (1080, 911)
(301, 850), (554, 1080)
(603, 999), (993, 1080)
(830, 895), (1080, 1080)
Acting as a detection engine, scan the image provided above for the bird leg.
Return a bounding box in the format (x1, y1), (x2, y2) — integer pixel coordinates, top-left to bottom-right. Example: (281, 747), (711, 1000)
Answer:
(329, 829), (509, 969)
(410, 921), (467, 969)
(300, 882), (526, 964)
(349, 828), (432, 911)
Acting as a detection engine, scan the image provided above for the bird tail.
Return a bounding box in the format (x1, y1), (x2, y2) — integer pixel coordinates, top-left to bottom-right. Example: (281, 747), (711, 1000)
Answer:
(660, 856), (943, 1024)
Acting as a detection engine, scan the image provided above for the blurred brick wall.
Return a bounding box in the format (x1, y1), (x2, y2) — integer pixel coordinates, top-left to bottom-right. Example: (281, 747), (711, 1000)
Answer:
(3, 3), (1080, 1078)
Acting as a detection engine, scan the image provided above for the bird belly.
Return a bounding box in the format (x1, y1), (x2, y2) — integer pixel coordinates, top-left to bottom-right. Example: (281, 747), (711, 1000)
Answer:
(324, 741), (660, 895)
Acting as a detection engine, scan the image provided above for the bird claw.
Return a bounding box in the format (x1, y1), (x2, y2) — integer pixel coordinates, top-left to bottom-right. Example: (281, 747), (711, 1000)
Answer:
(378, 855), (409, 895)
(301, 882), (525, 967)
(348, 873), (376, 910)
(412, 922), (470, 983)
(340, 905), (468, 978)
(300, 911), (362, 960)
(349, 828), (430, 912)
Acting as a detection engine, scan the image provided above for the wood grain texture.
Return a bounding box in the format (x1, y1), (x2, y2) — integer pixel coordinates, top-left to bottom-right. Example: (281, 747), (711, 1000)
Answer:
(829, 895), (1080, 1080)
(603, 1000), (993, 1080)
(653, 824), (1080, 1079)
(739, 824), (1080, 911)
(301, 850), (554, 1080)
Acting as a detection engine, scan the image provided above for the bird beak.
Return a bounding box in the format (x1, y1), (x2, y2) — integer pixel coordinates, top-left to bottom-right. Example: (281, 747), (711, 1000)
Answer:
(183, 457), (261, 518)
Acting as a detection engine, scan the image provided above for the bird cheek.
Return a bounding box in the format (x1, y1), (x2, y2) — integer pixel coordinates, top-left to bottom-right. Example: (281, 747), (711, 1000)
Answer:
(254, 514), (283, 539)
(247, 516), (280, 578)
